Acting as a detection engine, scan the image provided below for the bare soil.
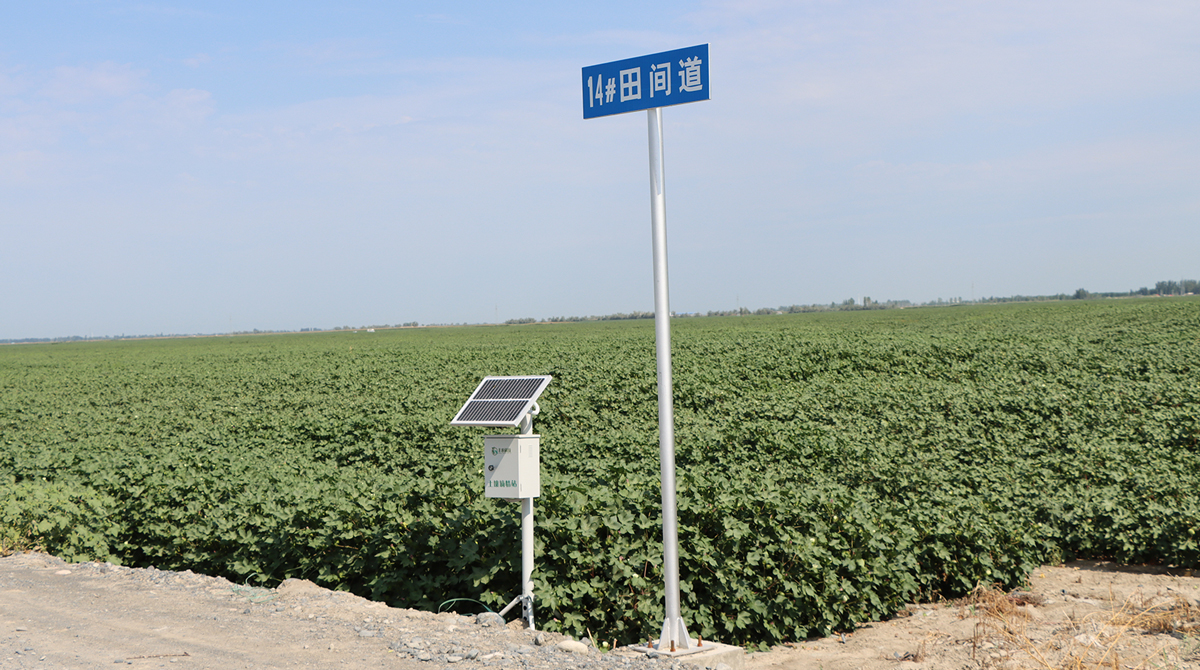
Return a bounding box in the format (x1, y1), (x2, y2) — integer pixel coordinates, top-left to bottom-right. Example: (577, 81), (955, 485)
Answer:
(0, 552), (574, 669)
(746, 561), (1200, 670)
(3, 552), (1200, 670)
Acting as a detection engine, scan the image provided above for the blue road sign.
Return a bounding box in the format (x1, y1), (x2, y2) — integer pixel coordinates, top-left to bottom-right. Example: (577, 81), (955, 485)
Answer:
(582, 44), (709, 119)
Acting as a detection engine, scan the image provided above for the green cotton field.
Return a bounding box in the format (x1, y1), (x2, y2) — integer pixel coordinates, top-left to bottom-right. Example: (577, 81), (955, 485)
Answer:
(2, 298), (1198, 647)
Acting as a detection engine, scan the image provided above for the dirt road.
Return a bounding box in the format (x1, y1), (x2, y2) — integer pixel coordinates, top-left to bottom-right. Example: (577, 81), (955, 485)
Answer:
(4, 552), (1199, 669)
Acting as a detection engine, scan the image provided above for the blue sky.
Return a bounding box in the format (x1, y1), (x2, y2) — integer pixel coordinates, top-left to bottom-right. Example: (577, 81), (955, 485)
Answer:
(2, 1), (1197, 339)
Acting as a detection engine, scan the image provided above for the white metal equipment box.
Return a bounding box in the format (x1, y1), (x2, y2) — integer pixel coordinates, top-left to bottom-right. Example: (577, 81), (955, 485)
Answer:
(484, 434), (540, 499)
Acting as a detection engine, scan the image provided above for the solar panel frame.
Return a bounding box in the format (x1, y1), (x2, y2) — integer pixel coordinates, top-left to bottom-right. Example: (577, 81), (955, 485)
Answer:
(450, 375), (552, 427)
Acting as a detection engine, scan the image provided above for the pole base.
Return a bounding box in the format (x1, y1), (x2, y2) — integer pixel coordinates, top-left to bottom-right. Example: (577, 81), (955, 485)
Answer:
(627, 615), (698, 655)
(660, 615), (693, 651)
(628, 638), (746, 668)
(629, 639), (705, 657)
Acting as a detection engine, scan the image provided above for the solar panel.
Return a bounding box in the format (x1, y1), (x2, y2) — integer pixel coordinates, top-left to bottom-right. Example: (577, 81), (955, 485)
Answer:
(451, 375), (552, 427)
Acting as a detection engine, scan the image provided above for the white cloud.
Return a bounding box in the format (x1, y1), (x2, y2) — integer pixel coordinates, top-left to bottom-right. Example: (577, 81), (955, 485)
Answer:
(38, 62), (146, 104)
(263, 38), (387, 67)
(0, 107), (61, 147)
(708, 0), (1200, 124)
(0, 65), (29, 97)
(183, 53), (211, 68)
(414, 13), (467, 26)
(0, 150), (49, 182)
(151, 88), (215, 128)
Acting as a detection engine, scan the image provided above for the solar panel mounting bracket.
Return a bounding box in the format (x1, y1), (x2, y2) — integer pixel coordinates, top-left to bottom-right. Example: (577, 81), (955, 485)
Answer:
(450, 375), (552, 431)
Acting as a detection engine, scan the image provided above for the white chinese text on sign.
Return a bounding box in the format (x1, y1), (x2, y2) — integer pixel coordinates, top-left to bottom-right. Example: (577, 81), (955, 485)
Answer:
(582, 44), (709, 119)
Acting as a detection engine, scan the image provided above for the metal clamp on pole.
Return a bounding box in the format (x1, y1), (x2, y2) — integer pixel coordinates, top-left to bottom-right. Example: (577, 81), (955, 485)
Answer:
(521, 591), (535, 630)
(498, 575), (535, 630)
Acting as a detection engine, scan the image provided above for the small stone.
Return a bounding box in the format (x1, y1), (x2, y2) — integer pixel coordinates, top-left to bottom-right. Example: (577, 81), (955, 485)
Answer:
(464, 649), (480, 660)
(558, 640), (589, 654)
(534, 632), (548, 646)
(416, 651), (432, 661)
(358, 629), (377, 637)
(446, 655), (463, 663)
(475, 612), (505, 627)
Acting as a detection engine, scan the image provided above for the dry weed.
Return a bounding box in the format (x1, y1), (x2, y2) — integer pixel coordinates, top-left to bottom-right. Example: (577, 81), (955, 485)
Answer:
(969, 585), (1200, 670)
(0, 524), (40, 557)
(1112, 593), (1200, 635)
(967, 585), (1056, 669)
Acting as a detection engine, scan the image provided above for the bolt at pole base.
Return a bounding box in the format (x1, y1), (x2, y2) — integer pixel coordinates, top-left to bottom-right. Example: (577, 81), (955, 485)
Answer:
(659, 615), (694, 651)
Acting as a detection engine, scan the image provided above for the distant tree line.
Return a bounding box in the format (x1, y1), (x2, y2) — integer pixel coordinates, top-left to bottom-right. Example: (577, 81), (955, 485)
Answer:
(507, 311), (655, 324)
(503, 299), (914, 324)
(978, 279), (1197, 304)
(499, 278), (1194, 326)
(4, 278), (1192, 344)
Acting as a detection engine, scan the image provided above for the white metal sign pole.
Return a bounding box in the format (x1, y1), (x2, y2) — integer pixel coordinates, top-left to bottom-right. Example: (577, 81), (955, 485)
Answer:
(583, 44), (707, 653)
(648, 106), (692, 651)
